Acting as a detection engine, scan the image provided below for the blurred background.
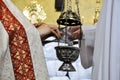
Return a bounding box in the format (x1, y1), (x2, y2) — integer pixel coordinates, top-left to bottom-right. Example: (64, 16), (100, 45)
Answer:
(12, 0), (102, 25)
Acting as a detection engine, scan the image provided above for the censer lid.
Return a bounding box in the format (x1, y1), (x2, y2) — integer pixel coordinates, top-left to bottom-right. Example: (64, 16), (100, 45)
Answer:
(57, 10), (82, 26)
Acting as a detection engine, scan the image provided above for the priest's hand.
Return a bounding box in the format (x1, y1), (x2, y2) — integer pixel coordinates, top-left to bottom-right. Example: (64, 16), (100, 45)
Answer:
(34, 23), (61, 40)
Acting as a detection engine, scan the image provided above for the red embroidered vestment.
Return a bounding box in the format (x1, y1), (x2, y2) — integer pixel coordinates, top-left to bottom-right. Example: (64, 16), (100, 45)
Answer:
(0, 1), (35, 80)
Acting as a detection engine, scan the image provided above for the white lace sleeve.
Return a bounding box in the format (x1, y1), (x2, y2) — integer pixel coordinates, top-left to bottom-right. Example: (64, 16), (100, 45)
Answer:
(80, 25), (96, 69)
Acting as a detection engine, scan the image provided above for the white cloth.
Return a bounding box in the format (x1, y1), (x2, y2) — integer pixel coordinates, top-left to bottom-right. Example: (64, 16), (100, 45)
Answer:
(80, 0), (120, 80)
(93, 0), (120, 80)
(0, 0), (49, 80)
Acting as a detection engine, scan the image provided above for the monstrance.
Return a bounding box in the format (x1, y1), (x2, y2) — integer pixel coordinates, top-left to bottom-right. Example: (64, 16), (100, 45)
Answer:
(23, 0), (46, 24)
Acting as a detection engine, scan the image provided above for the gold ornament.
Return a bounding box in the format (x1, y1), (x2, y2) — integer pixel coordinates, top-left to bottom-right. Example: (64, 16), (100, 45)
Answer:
(23, 0), (46, 24)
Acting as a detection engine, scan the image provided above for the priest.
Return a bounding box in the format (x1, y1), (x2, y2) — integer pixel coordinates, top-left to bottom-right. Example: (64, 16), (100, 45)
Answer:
(0, 0), (60, 80)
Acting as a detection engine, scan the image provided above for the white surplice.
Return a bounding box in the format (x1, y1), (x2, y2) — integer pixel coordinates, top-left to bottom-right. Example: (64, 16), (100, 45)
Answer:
(0, 0), (49, 80)
(93, 0), (120, 80)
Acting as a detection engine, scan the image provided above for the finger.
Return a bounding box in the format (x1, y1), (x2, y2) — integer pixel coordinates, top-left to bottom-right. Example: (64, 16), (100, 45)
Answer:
(48, 25), (61, 38)
(55, 28), (62, 38)
(68, 26), (80, 32)
(51, 29), (61, 38)
(72, 30), (80, 39)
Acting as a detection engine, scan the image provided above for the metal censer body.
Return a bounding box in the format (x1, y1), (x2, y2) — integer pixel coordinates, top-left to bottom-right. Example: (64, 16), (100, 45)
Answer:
(55, 0), (83, 78)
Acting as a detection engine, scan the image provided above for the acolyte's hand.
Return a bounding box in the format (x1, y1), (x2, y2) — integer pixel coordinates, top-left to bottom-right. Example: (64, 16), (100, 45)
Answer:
(68, 25), (82, 40)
